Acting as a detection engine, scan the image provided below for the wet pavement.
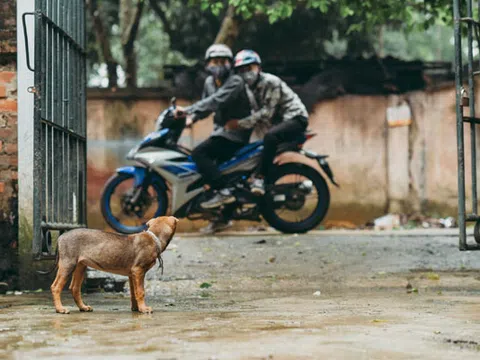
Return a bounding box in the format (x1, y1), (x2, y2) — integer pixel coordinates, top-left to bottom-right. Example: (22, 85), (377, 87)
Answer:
(1, 232), (480, 359)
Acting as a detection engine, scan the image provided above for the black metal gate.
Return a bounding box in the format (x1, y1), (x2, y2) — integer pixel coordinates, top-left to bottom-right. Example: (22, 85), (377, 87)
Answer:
(24, 0), (87, 259)
(454, 0), (480, 250)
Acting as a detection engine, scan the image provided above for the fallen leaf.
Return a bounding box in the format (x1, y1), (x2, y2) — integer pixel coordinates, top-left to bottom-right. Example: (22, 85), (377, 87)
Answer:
(426, 272), (440, 281)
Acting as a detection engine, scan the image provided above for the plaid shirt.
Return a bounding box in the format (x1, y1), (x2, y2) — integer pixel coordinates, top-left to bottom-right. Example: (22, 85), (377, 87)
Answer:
(238, 72), (308, 130)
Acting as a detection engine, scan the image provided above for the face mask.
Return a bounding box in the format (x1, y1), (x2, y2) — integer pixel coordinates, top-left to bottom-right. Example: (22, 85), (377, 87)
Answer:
(240, 71), (259, 87)
(206, 63), (231, 81)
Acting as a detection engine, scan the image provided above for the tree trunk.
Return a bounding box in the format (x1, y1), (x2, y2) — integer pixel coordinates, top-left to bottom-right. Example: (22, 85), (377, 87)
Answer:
(86, 0), (118, 88)
(378, 25), (384, 58)
(106, 62), (118, 88)
(214, 5), (241, 48)
(149, 0), (171, 34)
(120, 0), (145, 88)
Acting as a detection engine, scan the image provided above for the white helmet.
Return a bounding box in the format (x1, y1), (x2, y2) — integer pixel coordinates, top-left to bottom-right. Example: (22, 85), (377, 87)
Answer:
(204, 44), (233, 61)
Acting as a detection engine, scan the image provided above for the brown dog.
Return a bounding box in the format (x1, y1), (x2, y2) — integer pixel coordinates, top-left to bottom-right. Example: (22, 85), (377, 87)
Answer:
(49, 216), (178, 314)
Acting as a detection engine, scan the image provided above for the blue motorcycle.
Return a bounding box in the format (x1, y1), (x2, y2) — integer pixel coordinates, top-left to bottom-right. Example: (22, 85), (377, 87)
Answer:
(101, 99), (338, 234)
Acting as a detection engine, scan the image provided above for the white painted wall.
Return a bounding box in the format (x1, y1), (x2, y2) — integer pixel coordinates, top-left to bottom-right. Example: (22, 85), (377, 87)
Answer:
(17, 0), (35, 241)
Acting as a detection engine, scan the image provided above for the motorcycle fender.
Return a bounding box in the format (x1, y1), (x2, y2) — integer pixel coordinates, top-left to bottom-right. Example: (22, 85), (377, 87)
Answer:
(116, 166), (147, 187)
(300, 150), (339, 187)
(116, 166), (168, 190)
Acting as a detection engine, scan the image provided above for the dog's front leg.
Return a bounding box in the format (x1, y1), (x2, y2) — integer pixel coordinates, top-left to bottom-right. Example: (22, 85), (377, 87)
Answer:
(131, 267), (151, 314)
(128, 276), (139, 312)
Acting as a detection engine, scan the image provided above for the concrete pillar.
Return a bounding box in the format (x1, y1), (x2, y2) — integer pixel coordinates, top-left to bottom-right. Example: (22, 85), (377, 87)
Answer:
(17, 0), (52, 289)
(386, 97), (412, 214)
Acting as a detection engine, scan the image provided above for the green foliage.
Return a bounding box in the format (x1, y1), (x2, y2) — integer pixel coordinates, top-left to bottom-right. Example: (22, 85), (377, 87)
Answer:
(381, 25), (454, 62)
(87, 0), (458, 87)
(191, 0), (453, 30)
(136, 10), (196, 86)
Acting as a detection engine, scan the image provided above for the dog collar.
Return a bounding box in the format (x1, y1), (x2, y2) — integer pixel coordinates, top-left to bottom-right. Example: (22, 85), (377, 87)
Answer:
(146, 230), (162, 251)
(146, 230), (164, 275)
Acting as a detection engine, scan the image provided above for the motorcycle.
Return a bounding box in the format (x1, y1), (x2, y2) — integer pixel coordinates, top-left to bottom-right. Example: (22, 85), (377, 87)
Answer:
(100, 98), (338, 234)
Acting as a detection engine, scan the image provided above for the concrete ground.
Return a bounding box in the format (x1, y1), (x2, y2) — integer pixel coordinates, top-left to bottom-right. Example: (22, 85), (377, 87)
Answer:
(1, 231), (480, 359)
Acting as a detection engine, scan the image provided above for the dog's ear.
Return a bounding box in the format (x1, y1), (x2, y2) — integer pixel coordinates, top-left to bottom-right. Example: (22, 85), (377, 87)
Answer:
(158, 217), (177, 249)
(146, 219), (154, 228)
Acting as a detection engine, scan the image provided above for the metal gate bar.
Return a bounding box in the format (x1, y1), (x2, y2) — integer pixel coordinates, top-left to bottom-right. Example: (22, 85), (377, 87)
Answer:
(32, 0), (87, 259)
(454, 0), (480, 250)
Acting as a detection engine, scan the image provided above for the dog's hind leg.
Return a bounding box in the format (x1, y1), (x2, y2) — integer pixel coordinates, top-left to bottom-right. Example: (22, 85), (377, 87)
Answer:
(70, 263), (92, 312)
(131, 267), (151, 314)
(129, 276), (138, 312)
(51, 259), (76, 314)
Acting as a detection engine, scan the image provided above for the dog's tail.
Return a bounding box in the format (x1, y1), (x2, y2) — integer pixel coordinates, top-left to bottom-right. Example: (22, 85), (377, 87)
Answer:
(36, 243), (59, 275)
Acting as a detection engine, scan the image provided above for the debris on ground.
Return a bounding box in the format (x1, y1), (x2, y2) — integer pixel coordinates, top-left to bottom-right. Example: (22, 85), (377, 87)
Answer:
(313, 291), (321, 296)
(364, 213), (459, 231)
(373, 214), (401, 231)
(425, 272), (441, 281)
(439, 217), (457, 228)
(406, 282), (419, 294)
(246, 225), (269, 232)
(323, 220), (358, 230)
(255, 239), (267, 244)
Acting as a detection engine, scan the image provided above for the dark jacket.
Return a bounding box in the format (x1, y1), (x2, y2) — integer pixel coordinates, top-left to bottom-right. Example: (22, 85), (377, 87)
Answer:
(186, 74), (252, 143)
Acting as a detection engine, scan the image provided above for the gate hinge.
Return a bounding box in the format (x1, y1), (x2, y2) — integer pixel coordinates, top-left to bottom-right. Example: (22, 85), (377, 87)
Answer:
(27, 86), (37, 94)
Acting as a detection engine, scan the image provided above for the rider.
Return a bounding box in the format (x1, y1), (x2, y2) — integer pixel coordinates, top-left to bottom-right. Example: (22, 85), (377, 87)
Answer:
(225, 50), (309, 195)
(174, 44), (252, 215)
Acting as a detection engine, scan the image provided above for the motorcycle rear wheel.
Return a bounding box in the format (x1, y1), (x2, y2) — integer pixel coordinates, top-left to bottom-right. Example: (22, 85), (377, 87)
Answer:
(261, 163), (330, 233)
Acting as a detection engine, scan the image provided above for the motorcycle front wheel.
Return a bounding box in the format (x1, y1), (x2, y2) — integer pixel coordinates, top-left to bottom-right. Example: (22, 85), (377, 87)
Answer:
(261, 163), (330, 233)
(101, 173), (168, 234)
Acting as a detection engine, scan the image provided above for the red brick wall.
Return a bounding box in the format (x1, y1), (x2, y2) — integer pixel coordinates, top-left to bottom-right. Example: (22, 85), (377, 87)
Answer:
(0, 67), (18, 211)
(0, 1), (17, 288)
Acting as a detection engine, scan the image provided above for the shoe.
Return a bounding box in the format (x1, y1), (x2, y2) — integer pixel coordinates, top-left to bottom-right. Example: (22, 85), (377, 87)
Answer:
(199, 220), (233, 234)
(250, 177), (265, 196)
(201, 189), (236, 209)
